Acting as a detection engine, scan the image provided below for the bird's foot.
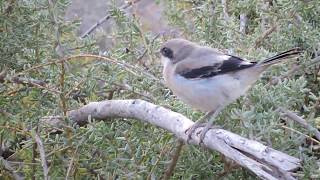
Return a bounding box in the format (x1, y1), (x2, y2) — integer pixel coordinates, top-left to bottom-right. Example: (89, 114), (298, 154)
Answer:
(185, 122), (206, 144)
(197, 123), (221, 145)
(185, 122), (221, 145)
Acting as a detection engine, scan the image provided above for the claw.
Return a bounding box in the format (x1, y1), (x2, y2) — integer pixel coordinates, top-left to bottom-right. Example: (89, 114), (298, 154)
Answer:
(185, 122), (205, 144)
(198, 125), (211, 145)
(185, 107), (223, 144)
(188, 124), (221, 145)
(199, 125), (222, 145)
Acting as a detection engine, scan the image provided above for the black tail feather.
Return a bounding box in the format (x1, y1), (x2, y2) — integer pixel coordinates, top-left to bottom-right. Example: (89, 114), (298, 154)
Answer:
(260, 47), (302, 65)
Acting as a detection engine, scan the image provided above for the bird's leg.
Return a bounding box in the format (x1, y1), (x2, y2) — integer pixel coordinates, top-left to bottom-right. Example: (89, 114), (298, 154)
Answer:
(198, 106), (224, 144)
(185, 110), (216, 144)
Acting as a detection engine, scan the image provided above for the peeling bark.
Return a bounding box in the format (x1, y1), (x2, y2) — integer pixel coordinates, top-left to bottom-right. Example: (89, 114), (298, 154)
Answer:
(42, 99), (301, 180)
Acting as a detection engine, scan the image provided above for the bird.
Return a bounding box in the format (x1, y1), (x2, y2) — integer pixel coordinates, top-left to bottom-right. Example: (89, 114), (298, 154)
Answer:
(159, 38), (301, 143)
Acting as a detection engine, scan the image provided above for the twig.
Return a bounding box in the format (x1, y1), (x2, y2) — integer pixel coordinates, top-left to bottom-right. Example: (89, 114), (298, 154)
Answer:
(279, 107), (320, 141)
(269, 55), (320, 85)
(217, 154), (240, 178)
(15, 54), (161, 84)
(163, 140), (184, 180)
(239, 13), (248, 34)
(221, 0), (230, 22)
(260, 0), (270, 32)
(59, 63), (67, 116)
(63, 99), (300, 179)
(111, 82), (155, 101)
(0, 69), (49, 90)
(280, 125), (320, 144)
(147, 141), (169, 180)
(34, 132), (49, 180)
(47, 0), (65, 57)
(2, 76), (60, 94)
(32, 141), (37, 180)
(64, 78), (87, 98)
(9, 77), (47, 87)
(0, 109), (13, 117)
(80, 0), (141, 38)
(133, 16), (154, 63)
(137, 33), (160, 62)
(65, 147), (78, 180)
(0, 67), (7, 82)
(252, 23), (277, 49)
(0, 157), (24, 180)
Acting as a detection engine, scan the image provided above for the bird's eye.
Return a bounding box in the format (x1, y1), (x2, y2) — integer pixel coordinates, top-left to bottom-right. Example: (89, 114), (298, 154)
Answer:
(160, 47), (174, 59)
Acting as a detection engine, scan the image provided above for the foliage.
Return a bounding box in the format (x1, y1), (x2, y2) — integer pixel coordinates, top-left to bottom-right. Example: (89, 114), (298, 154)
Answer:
(0, 0), (319, 179)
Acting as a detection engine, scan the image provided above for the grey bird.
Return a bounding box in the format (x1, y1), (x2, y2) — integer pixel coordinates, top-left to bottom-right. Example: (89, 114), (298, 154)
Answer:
(159, 38), (301, 143)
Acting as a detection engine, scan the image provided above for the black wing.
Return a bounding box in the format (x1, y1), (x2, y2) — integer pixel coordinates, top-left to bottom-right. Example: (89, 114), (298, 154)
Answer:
(179, 56), (256, 79)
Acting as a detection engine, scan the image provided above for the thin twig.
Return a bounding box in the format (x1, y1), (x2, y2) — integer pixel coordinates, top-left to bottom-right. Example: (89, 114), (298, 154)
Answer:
(59, 63), (67, 116)
(0, 67), (7, 82)
(80, 0), (141, 38)
(0, 109), (13, 117)
(15, 54), (162, 84)
(163, 140), (184, 180)
(32, 141), (37, 180)
(269, 55), (320, 85)
(111, 82), (155, 101)
(64, 78), (87, 98)
(3, 76), (60, 94)
(279, 107), (320, 141)
(147, 141), (170, 180)
(221, 0), (230, 22)
(0, 157), (24, 180)
(133, 16), (154, 63)
(34, 132), (49, 180)
(217, 154), (240, 178)
(260, 0), (270, 32)
(47, 0), (65, 57)
(280, 125), (320, 144)
(65, 147), (78, 180)
(252, 23), (277, 49)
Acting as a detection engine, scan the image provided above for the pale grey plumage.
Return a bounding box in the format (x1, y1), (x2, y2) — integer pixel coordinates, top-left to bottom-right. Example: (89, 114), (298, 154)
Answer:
(161, 39), (265, 112)
(159, 38), (301, 142)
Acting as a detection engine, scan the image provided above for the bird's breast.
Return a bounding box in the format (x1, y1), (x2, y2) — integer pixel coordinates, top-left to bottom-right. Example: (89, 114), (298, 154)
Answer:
(166, 73), (243, 112)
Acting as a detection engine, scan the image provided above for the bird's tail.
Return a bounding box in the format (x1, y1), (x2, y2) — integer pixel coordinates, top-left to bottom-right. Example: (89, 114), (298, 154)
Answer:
(258, 48), (302, 66)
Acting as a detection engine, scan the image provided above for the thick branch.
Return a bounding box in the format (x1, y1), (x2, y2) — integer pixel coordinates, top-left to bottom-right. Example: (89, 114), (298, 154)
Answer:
(58, 99), (301, 179)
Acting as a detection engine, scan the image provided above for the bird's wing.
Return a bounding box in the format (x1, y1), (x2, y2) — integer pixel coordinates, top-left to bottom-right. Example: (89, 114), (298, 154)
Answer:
(176, 52), (256, 79)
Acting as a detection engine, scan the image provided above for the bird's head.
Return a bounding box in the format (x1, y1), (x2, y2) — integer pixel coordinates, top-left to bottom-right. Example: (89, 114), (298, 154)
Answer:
(160, 38), (195, 64)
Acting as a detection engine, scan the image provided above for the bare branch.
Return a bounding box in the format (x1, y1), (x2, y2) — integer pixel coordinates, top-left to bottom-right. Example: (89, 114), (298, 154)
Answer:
(279, 107), (320, 141)
(252, 23), (277, 49)
(80, 0), (141, 38)
(240, 13), (248, 34)
(62, 99), (301, 179)
(221, 0), (230, 22)
(3, 76), (60, 94)
(260, 0), (271, 32)
(65, 148), (77, 180)
(15, 54), (162, 85)
(34, 133), (49, 180)
(163, 140), (184, 180)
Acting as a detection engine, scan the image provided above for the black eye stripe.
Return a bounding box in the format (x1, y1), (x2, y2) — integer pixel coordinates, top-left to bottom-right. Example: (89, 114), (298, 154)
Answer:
(160, 47), (174, 59)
